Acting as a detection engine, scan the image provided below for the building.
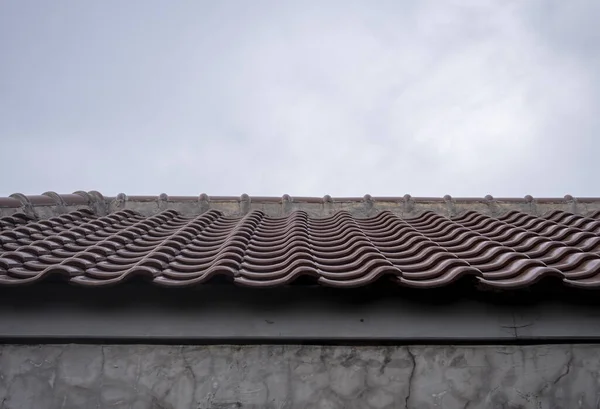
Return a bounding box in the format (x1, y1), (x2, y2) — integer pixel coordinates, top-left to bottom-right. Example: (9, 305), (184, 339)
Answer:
(1, 191), (599, 408)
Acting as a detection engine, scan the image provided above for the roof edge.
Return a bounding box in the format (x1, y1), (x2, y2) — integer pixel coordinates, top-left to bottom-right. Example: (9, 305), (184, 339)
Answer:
(0, 191), (597, 219)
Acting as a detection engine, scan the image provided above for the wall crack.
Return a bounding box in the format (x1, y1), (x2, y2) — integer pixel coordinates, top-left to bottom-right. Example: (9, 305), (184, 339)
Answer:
(405, 347), (416, 409)
(553, 352), (573, 385)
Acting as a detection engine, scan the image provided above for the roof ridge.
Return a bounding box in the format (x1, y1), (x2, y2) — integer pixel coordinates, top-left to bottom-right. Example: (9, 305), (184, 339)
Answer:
(0, 191), (597, 219)
(0, 191), (596, 206)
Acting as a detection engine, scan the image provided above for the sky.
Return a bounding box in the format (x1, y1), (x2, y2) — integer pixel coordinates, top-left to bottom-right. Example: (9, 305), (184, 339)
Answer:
(1, 1), (599, 198)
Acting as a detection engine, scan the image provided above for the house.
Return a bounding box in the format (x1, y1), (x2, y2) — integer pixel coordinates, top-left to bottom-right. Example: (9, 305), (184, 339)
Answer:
(0, 191), (598, 408)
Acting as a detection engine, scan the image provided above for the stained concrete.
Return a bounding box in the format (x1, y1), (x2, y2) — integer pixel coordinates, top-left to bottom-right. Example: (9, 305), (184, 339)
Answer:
(0, 344), (597, 408)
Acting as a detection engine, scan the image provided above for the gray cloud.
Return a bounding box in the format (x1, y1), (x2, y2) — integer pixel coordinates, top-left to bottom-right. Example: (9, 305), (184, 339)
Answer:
(1, 0), (598, 198)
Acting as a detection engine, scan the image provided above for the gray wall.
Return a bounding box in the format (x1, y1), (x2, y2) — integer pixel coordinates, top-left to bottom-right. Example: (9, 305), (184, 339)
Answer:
(0, 343), (596, 409)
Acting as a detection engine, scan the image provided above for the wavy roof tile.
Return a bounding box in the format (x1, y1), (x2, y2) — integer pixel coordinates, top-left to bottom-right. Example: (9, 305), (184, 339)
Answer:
(2, 192), (600, 290)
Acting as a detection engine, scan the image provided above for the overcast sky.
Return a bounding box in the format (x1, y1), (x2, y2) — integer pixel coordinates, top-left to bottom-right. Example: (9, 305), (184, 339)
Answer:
(1, 1), (598, 198)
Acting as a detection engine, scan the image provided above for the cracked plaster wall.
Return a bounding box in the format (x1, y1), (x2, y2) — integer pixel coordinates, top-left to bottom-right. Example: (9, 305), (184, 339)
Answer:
(0, 344), (596, 409)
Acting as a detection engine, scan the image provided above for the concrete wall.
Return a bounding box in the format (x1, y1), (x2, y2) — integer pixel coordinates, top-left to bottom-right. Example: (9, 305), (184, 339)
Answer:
(0, 344), (596, 409)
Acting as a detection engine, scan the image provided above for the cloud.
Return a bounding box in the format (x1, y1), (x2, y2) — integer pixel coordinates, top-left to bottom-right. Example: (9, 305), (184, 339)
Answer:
(0, 0), (598, 198)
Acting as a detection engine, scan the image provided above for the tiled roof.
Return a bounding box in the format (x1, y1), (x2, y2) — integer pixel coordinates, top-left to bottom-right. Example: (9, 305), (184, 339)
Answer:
(2, 192), (600, 290)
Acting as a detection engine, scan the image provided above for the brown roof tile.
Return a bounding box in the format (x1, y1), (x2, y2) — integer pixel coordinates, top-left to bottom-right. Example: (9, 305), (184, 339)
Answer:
(2, 191), (600, 290)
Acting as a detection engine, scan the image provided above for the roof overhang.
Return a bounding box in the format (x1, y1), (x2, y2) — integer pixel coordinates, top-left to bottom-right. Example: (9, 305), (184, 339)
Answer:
(2, 281), (600, 344)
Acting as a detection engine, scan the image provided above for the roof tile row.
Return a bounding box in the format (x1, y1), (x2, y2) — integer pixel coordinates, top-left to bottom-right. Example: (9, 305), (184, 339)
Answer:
(2, 205), (600, 290)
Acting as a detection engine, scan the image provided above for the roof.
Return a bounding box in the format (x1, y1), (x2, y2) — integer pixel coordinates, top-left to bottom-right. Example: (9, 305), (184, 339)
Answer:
(2, 191), (600, 290)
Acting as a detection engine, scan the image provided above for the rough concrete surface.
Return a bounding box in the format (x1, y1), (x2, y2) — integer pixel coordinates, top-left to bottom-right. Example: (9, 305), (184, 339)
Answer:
(0, 344), (597, 409)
